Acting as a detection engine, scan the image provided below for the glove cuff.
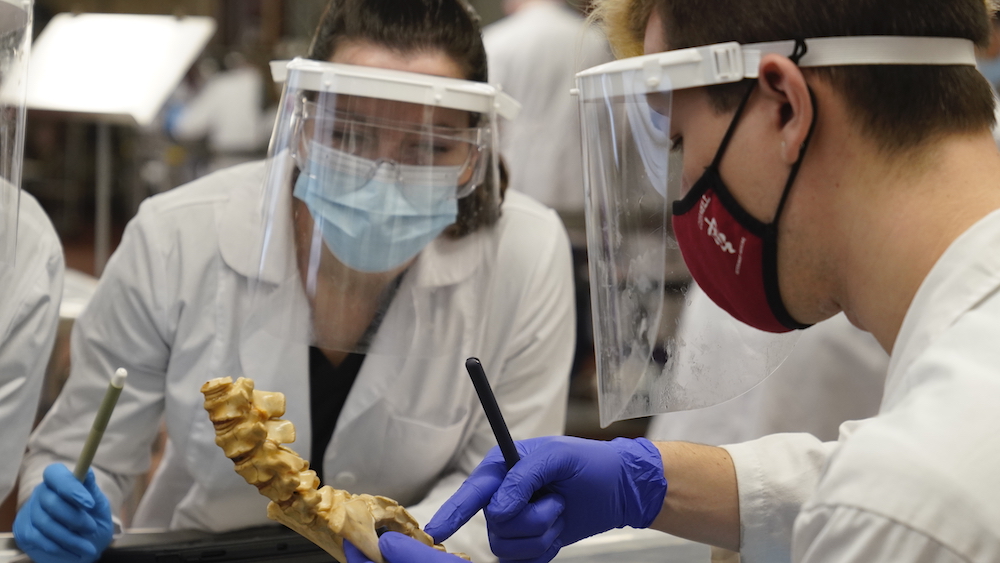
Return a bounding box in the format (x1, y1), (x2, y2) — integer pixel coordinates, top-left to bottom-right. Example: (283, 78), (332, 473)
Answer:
(610, 437), (667, 529)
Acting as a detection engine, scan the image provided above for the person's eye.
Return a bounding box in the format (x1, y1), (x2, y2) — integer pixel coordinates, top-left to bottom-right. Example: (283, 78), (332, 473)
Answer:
(330, 128), (354, 145)
(432, 142), (456, 155)
(331, 127), (374, 152)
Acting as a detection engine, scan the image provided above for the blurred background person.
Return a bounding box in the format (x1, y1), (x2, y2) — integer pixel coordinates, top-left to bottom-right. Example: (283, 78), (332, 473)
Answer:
(975, 11), (1000, 148)
(976, 11), (1000, 91)
(483, 0), (611, 215)
(483, 0), (612, 397)
(165, 51), (270, 175)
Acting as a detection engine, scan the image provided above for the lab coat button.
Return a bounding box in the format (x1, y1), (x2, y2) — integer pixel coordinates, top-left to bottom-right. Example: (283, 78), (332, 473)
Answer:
(336, 472), (357, 487)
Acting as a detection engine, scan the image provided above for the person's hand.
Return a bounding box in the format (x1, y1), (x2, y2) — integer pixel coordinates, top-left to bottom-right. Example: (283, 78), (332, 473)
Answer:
(13, 464), (114, 563)
(342, 533), (468, 563)
(424, 436), (667, 563)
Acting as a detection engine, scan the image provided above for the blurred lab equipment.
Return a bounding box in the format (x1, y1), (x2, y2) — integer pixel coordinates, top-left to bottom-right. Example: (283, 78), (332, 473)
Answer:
(25, 12), (215, 274)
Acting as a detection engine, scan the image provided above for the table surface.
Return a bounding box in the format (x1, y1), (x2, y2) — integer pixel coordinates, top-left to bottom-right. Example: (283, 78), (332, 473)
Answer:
(556, 528), (710, 562)
(0, 527), (710, 563)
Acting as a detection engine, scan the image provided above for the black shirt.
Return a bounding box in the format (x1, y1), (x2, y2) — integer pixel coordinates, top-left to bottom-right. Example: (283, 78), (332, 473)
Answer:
(308, 347), (365, 485)
(306, 271), (405, 485)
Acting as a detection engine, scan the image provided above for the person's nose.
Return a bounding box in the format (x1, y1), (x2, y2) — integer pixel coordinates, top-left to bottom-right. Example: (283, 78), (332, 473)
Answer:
(373, 130), (407, 163)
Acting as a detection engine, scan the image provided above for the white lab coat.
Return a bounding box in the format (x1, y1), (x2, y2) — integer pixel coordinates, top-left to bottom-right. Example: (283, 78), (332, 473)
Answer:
(483, 1), (612, 213)
(0, 189), (62, 502)
(647, 285), (888, 445)
(722, 208), (1000, 562)
(21, 161), (574, 563)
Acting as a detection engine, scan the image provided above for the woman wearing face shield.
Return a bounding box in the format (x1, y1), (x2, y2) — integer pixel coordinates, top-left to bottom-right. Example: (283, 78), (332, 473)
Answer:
(13, 2), (575, 562)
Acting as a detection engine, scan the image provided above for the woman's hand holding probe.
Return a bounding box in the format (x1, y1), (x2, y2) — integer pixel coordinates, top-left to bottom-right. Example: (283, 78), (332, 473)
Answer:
(13, 464), (114, 563)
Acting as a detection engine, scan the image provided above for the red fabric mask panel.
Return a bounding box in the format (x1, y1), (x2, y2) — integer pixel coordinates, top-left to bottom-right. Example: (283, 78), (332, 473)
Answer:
(672, 173), (793, 333)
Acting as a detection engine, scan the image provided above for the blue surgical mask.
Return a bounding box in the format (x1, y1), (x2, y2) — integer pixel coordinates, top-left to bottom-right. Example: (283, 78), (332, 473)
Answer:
(293, 142), (460, 273)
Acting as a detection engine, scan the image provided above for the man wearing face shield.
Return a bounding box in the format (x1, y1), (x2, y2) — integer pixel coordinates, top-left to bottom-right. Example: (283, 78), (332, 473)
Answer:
(15, 2), (574, 563)
(0, 0), (64, 505)
(399, 1), (1000, 563)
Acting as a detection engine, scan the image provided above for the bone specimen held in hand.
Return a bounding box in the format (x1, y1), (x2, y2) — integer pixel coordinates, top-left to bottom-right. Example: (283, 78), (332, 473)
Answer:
(201, 376), (467, 563)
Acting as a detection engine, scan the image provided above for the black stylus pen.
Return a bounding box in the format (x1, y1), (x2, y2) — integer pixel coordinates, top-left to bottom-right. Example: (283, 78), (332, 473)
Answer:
(465, 357), (520, 470)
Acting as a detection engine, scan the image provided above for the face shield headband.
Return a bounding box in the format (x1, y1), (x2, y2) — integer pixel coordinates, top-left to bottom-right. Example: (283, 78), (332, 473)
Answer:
(574, 35), (977, 424)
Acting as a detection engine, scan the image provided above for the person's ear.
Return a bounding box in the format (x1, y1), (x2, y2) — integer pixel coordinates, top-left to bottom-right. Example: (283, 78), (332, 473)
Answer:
(756, 54), (814, 165)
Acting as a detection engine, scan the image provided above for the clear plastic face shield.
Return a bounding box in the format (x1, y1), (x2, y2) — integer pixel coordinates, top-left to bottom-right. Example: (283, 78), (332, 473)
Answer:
(576, 36), (978, 426)
(250, 58), (519, 357)
(0, 0), (31, 274)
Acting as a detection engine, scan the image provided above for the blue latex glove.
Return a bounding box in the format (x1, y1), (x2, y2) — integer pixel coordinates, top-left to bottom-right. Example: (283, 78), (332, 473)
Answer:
(343, 533), (467, 563)
(13, 464), (114, 563)
(424, 436), (666, 563)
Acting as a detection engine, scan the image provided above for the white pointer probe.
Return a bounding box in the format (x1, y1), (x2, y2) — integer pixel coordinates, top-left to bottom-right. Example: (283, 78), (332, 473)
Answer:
(73, 368), (128, 481)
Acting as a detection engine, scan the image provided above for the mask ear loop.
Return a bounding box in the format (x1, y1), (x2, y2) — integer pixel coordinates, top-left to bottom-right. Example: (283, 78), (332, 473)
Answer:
(708, 79), (757, 170)
(306, 216), (322, 299)
(772, 38), (816, 225)
(788, 37), (809, 65)
(763, 38), (818, 331)
(709, 38), (810, 172)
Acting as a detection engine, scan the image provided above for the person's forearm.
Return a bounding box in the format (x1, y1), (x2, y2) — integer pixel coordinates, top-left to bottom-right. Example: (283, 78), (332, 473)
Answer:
(647, 441), (740, 551)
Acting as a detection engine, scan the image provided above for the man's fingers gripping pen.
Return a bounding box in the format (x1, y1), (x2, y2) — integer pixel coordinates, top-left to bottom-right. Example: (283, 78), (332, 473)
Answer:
(74, 368), (128, 481)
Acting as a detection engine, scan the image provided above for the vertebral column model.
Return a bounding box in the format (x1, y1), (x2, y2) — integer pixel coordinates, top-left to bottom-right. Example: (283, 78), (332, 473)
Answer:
(201, 376), (467, 563)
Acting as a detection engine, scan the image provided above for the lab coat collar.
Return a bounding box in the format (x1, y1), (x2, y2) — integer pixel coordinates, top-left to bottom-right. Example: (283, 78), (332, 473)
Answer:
(884, 208), (1000, 405)
(217, 157), (489, 289)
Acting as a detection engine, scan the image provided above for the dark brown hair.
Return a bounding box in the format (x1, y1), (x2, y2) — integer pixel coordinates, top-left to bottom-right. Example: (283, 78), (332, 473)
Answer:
(655, 0), (996, 154)
(308, 0), (506, 237)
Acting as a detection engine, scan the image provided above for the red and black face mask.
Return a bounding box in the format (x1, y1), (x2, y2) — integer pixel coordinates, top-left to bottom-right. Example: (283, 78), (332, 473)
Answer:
(671, 80), (818, 333)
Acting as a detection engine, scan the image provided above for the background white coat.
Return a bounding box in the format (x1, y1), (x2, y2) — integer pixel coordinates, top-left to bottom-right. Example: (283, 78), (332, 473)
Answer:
(483, 1), (612, 213)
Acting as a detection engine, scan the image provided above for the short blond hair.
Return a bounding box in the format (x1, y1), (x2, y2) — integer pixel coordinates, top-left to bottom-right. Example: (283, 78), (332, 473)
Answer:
(587, 0), (655, 59)
(590, 0), (999, 60)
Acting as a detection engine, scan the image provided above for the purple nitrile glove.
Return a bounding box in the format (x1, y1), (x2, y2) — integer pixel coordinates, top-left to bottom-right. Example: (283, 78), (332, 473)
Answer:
(13, 464), (114, 563)
(343, 533), (468, 563)
(424, 436), (666, 563)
